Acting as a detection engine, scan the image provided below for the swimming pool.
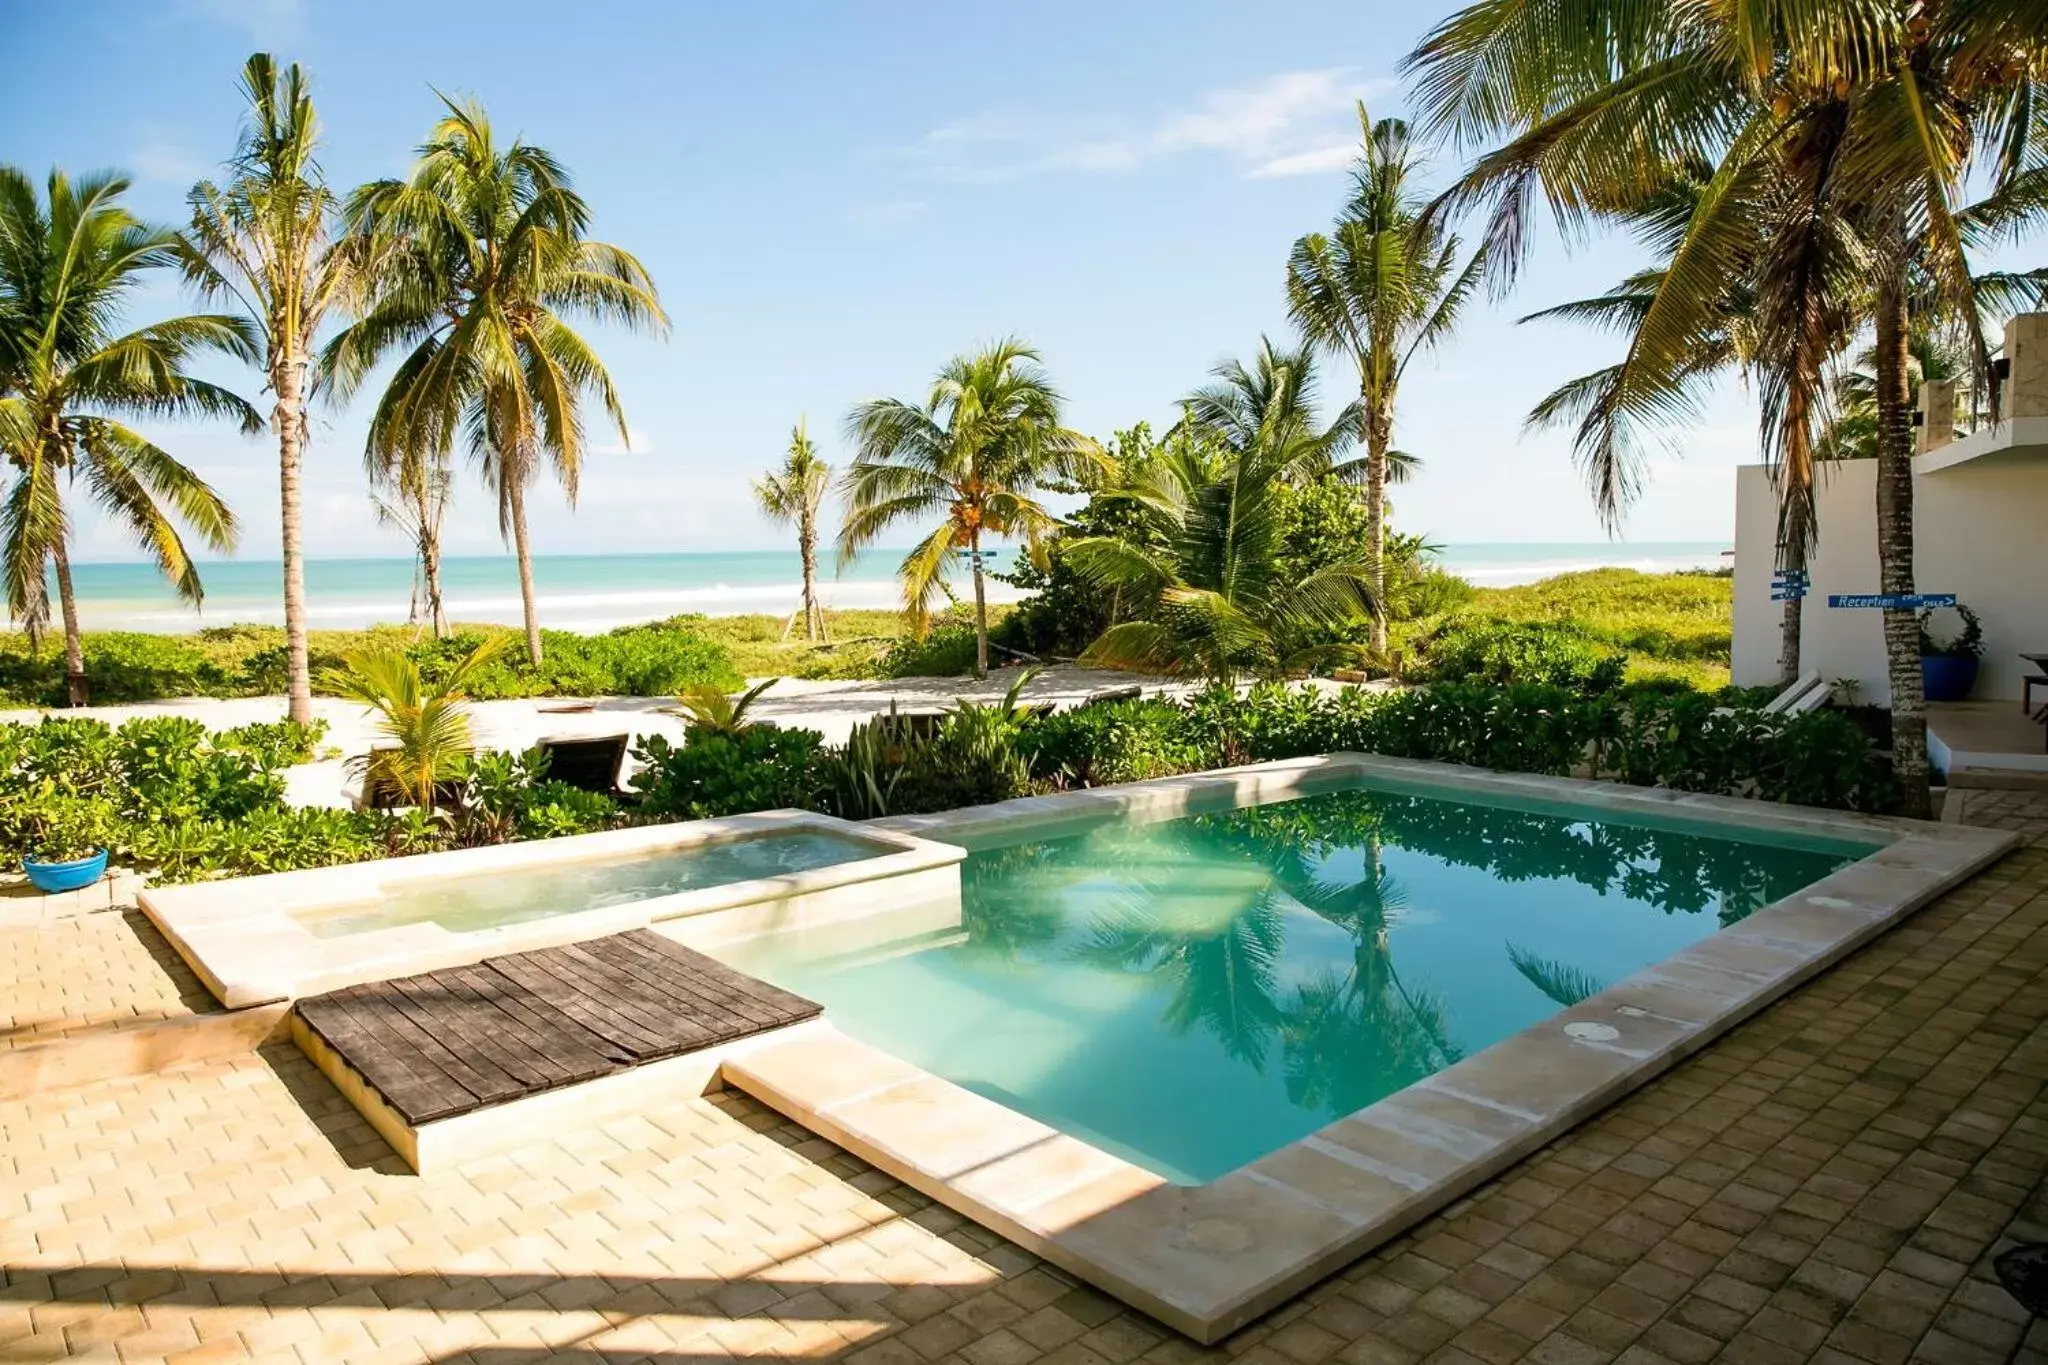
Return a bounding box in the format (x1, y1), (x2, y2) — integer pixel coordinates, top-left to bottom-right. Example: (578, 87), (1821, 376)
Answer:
(719, 778), (1862, 1182)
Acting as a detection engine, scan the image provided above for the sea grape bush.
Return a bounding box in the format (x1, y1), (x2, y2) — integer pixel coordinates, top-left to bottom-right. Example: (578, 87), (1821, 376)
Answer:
(0, 617), (744, 707)
(1, 672), (1901, 886)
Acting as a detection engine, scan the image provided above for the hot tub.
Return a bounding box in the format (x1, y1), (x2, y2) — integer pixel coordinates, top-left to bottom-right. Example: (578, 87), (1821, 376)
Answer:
(138, 810), (965, 1007)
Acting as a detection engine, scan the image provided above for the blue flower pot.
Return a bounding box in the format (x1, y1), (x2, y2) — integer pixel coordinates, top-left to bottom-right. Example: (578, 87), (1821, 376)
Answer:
(22, 848), (108, 893)
(1921, 654), (1979, 703)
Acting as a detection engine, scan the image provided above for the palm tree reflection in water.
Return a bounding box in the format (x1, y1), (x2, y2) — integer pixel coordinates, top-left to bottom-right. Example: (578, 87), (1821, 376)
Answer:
(951, 787), (1846, 1126)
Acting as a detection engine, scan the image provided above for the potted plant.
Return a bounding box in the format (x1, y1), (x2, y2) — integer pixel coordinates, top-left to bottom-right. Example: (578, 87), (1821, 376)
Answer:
(1919, 602), (1983, 703)
(18, 795), (115, 893)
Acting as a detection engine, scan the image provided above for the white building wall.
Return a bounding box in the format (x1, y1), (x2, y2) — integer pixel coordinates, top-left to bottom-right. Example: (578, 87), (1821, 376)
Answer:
(1732, 458), (2048, 703)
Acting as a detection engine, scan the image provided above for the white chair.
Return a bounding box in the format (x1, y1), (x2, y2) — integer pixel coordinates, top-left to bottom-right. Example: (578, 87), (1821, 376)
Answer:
(1780, 679), (1834, 716)
(1761, 670), (1826, 715)
(1714, 670), (1824, 718)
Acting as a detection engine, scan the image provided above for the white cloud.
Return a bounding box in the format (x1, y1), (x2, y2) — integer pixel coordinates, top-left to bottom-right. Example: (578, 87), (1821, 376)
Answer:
(594, 425), (657, 456)
(888, 69), (1391, 185)
(1248, 143), (1359, 180)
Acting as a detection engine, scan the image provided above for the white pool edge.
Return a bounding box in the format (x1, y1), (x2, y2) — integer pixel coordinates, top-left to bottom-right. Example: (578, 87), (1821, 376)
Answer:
(718, 754), (2018, 1343)
(138, 809), (966, 1008)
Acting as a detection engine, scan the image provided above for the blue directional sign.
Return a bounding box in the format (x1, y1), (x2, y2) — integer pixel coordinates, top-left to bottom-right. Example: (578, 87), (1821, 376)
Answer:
(1826, 593), (1957, 610)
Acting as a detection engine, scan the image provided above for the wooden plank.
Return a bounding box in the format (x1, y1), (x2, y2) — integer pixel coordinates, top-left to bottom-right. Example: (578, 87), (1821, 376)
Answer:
(549, 943), (715, 1056)
(567, 937), (756, 1036)
(592, 934), (808, 1033)
(484, 949), (668, 1059)
(622, 930), (822, 1019)
(298, 927), (824, 1127)
(387, 972), (568, 1095)
(608, 932), (821, 1029)
(304, 985), (483, 1124)
(520, 945), (691, 1054)
(441, 965), (615, 1088)
(296, 988), (460, 1123)
(351, 977), (526, 1114)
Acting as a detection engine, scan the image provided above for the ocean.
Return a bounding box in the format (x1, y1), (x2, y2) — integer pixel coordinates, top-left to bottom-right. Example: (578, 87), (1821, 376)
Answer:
(55, 542), (1731, 634)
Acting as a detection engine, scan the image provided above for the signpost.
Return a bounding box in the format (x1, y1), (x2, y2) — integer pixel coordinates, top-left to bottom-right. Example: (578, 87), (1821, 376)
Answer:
(1770, 568), (1808, 604)
(1825, 593), (1957, 610)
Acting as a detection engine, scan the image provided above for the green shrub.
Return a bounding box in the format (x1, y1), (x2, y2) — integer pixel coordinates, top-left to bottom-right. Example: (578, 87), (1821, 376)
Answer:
(112, 717), (285, 825)
(1420, 618), (1629, 693)
(876, 618), (982, 678)
(458, 747), (624, 842)
(7, 793), (119, 862)
(814, 717), (910, 819)
(630, 726), (823, 819)
(1022, 697), (1219, 787)
(897, 697), (1036, 812)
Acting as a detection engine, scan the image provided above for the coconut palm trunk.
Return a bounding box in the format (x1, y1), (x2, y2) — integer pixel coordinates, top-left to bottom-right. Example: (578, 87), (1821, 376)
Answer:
(970, 530), (990, 678)
(422, 527), (447, 638)
(51, 541), (87, 706)
(275, 358), (314, 723)
(1364, 403), (1392, 656)
(1872, 260), (1930, 818)
(507, 475), (543, 665)
(1777, 582), (1805, 687)
(798, 525), (826, 642)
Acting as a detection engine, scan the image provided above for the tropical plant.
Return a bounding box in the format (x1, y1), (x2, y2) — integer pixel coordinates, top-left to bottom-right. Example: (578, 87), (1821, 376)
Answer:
(628, 724), (822, 820)
(0, 168), (255, 705)
(325, 635), (509, 810)
(324, 98), (668, 665)
(753, 421), (831, 642)
(370, 453), (451, 635)
(1064, 344), (1380, 682)
(1505, 942), (1607, 1008)
(841, 339), (1104, 677)
(1918, 602), (1983, 660)
(183, 54), (359, 725)
(1286, 104), (1486, 655)
(1404, 0), (2048, 817)
(670, 678), (776, 737)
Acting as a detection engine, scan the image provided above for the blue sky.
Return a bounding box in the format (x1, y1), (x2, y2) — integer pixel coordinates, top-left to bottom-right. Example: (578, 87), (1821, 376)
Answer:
(7, 0), (1760, 562)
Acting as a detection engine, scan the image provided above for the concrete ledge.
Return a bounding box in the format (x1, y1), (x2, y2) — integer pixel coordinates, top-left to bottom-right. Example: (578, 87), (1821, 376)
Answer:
(0, 1004), (291, 1100)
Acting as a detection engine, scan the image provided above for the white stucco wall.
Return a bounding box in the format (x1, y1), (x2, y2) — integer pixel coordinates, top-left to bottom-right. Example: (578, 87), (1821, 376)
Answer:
(1732, 457), (2048, 703)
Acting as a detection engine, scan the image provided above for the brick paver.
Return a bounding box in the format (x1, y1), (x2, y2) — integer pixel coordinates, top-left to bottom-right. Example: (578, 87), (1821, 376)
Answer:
(1, 909), (216, 1051)
(5, 797), (2048, 1363)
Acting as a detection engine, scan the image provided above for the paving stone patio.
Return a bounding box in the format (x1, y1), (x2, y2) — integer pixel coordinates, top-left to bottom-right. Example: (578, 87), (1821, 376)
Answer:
(4, 792), (2048, 1363)
(1, 908), (217, 1051)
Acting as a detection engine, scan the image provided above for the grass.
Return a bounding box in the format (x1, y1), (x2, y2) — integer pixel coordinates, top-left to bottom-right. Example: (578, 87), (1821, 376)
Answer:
(692, 609), (908, 679)
(1398, 567), (1735, 691)
(1, 569), (1728, 703)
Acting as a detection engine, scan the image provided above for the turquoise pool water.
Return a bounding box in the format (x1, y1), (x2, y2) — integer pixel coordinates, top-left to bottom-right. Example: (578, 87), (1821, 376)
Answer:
(720, 783), (1865, 1183)
(297, 829), (886, 938)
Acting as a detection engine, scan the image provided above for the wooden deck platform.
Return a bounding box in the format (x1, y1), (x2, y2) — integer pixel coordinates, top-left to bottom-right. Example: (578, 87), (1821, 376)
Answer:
(293, 930), (821, 1126)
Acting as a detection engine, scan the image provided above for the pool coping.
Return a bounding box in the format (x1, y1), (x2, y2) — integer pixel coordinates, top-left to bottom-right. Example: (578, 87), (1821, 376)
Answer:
(137, 810), (966, 1008)
(716, 754), (2019, 1343)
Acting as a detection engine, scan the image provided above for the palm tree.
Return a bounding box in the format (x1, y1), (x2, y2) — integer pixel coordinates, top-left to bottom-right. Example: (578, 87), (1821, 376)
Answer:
(370, 449), (451, 635)
(1064, 342), (1380, 682)
(1286, 105), (1486, 655)
(753, 421), (831, 642)
(183, 54), (358, 728)
(327, 635), (507, 810)
(0, 168), (255, 705)
(841, 339), (1103, 678)
(1404, 2), (2048, 817)
(324, 98), (667, 666)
